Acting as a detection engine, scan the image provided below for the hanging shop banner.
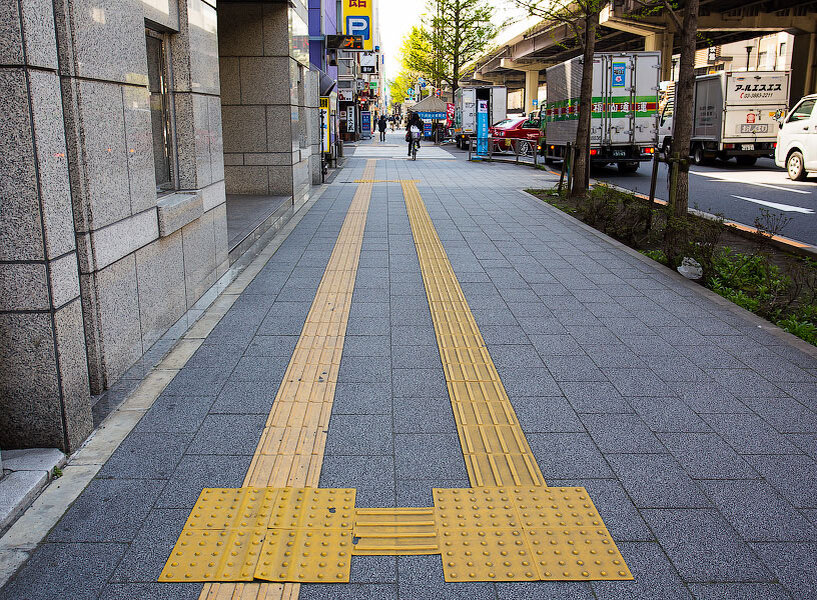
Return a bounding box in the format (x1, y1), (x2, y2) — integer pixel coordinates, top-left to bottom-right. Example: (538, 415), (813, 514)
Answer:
(476, 100), (489, 155)
(446, 102), (455, 127)
(361, 52), (377, 74)
(342, 0), (374, 51)
(347, 106), (356, 133)
(416, 111), (446, 120)
(320, 97), (331, 154)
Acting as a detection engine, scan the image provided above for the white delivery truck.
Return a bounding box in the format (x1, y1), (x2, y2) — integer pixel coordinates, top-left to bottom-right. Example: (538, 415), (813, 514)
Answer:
(543, 51), (660, 173)
(657, 70), (790, 166)
(454, 86), (507, 149)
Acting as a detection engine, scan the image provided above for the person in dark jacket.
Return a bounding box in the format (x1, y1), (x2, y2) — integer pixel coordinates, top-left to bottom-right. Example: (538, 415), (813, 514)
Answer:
(377, 115), (388, 141)
(406, 112), (424, 156)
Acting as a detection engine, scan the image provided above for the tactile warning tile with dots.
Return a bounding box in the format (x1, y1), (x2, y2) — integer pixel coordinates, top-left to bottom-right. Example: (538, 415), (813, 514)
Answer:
(269, 488), (356, 530)
(159, 529), (267, 582)
(254, 528), (354, 583)
(432, 487), (632, 582)
(183, 488), (278, 530)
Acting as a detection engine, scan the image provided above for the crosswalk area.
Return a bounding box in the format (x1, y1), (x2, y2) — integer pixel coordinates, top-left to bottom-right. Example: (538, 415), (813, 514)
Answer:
(348, 143), (456, 160)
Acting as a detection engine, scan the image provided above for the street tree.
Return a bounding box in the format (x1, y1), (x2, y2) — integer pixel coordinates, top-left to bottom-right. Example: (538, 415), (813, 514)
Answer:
(404, 0), (498, 97)
(512, 0), (603, 197)
(388, 69), (421, 106)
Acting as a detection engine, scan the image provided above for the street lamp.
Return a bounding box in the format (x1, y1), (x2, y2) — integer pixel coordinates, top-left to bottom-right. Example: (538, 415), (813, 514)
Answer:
(745, 45), (753, 71)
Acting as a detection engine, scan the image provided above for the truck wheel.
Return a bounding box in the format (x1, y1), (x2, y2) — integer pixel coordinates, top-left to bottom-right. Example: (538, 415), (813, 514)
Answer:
(692, 145), (706, 166)
(736, 156), (757, 167)
(617, 162), (639, 174)
(787, 150), (807, 181)
(456, 138), (462, 150)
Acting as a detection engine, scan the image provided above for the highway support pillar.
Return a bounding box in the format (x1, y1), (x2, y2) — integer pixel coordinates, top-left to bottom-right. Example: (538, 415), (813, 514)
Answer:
(525, 69), (541, 115)
(644, 31), (674, 82)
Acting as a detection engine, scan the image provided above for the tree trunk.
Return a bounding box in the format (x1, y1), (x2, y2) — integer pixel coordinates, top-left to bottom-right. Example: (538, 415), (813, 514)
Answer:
(669, 0), (699, 218)
(570, 10), (598, 197)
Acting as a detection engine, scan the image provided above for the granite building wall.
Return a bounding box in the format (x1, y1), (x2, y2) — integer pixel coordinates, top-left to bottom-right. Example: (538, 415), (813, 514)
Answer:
(0, 0), (227, 452)
(219, 2), (321, 203)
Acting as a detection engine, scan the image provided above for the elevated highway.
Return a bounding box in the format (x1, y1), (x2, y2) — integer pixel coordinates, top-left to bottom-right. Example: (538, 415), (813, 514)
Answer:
(466, 0), (817, 113)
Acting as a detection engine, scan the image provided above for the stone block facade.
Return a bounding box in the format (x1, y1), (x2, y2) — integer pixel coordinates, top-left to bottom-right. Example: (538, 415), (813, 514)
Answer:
(0, 0), (322, 452)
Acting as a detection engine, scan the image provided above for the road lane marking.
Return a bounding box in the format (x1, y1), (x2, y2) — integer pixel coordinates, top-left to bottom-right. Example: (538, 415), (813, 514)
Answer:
(691, 171), (812, 194)
(730, 195), (815, 214)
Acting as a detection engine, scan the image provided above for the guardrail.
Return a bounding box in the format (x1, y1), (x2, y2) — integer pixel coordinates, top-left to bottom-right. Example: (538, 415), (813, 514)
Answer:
(467, 135), (545, 167)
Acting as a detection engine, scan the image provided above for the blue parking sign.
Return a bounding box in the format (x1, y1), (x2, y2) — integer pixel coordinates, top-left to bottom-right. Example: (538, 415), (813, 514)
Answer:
(346, 16), (370, 41)
(612, 62), (626, 87)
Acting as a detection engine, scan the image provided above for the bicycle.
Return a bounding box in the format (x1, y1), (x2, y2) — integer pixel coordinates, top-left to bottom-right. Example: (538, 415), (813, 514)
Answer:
(411, 137), (420, 160)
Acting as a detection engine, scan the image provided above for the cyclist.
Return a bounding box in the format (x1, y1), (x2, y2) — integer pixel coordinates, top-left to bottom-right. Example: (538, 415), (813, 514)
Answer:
(406, 112), (424, 157)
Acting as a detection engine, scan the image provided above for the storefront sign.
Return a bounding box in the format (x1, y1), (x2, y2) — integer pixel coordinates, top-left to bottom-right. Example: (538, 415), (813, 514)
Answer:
(320, 97), (331, 154)
(347, 107), (356, 133)
(476, 100), (488, 155)
(343, 0), (374, 51)
(361, 52), (377, 74)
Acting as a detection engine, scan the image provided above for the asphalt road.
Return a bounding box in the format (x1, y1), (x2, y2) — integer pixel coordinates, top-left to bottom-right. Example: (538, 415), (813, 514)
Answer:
(591, 157), (817, 246)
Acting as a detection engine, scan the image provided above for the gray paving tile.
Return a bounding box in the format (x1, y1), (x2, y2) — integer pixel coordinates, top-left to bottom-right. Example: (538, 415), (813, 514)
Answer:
(161, 367), (231, 396)
(230, 356), (290, 381)
(334, 382), (393, 415)
(188, 414), (265, 455)
(338, 356), (392, 383)
(604, 368), (676, 397)
(344, 335), (392, 358)
(700, 413), (801, 454)
(110, 509), (189, 582)
(397, 583), (496, 600)
(527, 433), (612, 478)
(184, 343), (245, 369)
(256, 314), (309, 336)
(496, 581), (594, 599)
(657, 432), (758, 479)
(325, 414), (393, 455)
(0, 542), (127, 600)
(627, 397), (711, 432)
(743, 454), (817, 508)
(391, 326), (436, 346)
(98, 583), (203, 600)
(587, 344), (648, 369)
(299, 583), (398, 600)
(350, 556), (398, 584)
(393, 396), (456, 433)
(580, 413), (664, 453)
(347, 316), (391, 336)
(668, 381), (750, 413)
(393, 368), (447, 398)
(560, 381), (632, 413)
(787, 433), (817, 459)
(740, 396), (817, 434)
(700, 480), (817, 542)
(97, 432), (192, 479)
(517, 316), (569, 335)
(591, 542), (692, 600)
(606, 454), (710, 508)
(48, 479), (165, 542)
(750, 542), (817, 598)
(510, 396), (584, 433)
(686, 583), (792, 600)
(501, 367), (562, 396)
(642, 509), (773, 582)
(545, 355), (607, 382)
(704, 369), (786, 398)
(528, 334), (584, 356)
(394, 433), (466, 480)
(350, 302), (391, 321)
(244, 335), (299, 357)
(134, 395), (214, 433)
(212, 379), (281, 414)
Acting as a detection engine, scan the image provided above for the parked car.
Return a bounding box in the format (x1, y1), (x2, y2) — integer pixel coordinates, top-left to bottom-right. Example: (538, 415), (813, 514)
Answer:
(776, 94), (817, 181)
(489, 116), (542, 155)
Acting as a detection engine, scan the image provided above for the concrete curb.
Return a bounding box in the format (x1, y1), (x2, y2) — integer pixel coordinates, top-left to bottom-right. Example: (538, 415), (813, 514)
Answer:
(518, 188), (817, 360)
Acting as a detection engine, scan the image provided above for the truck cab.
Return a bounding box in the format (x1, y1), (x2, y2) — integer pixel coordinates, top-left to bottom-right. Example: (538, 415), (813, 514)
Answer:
(775, 94), (817, 181)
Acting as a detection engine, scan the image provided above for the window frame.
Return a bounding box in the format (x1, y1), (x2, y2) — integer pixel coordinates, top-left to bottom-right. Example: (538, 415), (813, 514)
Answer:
(787, 99), (816, 124)
(145, 27), (177, 195)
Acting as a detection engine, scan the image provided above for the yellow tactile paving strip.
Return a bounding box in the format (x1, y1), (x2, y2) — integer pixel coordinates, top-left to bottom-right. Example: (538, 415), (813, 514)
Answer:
(401, 180), (545, 488)
(192, 160), (377, 600)
(161, 170), (631, 594)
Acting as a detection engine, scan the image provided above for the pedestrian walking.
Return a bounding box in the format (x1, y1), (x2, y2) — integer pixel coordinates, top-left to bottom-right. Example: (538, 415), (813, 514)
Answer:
(378, 115), (387, 142)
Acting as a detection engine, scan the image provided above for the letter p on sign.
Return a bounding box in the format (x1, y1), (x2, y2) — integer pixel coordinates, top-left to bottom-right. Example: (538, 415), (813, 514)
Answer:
(346, 16), (369, 40)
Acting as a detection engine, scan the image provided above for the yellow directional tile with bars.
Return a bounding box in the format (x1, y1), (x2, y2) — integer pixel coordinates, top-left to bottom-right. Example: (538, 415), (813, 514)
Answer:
(159, 168), (631, 598)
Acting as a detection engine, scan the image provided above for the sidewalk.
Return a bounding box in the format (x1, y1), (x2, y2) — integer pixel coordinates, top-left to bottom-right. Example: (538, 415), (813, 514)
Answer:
(1, 131), (816, 600)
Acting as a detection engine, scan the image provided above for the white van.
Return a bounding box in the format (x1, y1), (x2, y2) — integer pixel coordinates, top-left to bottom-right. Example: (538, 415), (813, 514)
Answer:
(775, 94), (817, 180)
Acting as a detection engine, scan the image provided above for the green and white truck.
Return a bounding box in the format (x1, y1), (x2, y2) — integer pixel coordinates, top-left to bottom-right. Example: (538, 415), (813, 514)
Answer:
(542, 51), (661, 173)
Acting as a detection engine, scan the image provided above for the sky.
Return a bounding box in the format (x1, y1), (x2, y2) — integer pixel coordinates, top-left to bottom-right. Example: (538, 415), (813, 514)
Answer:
(378, 0), (537, 83)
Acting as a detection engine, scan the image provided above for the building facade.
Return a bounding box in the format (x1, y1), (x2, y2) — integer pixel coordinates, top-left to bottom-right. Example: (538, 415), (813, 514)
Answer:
(0, 0), (323, 453)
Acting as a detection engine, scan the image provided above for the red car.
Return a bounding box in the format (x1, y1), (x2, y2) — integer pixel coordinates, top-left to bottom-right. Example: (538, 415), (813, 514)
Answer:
(489, 116), (542, 155)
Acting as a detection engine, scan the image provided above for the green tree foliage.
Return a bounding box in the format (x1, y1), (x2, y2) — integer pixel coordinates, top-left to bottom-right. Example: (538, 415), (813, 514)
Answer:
(403, 0), (498, 95)
(388, 69), (420, 106)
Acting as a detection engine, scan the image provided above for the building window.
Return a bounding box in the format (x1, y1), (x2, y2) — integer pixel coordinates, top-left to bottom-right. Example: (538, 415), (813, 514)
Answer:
(779, 42), (786, 57)
(145, 29), (174, 193)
